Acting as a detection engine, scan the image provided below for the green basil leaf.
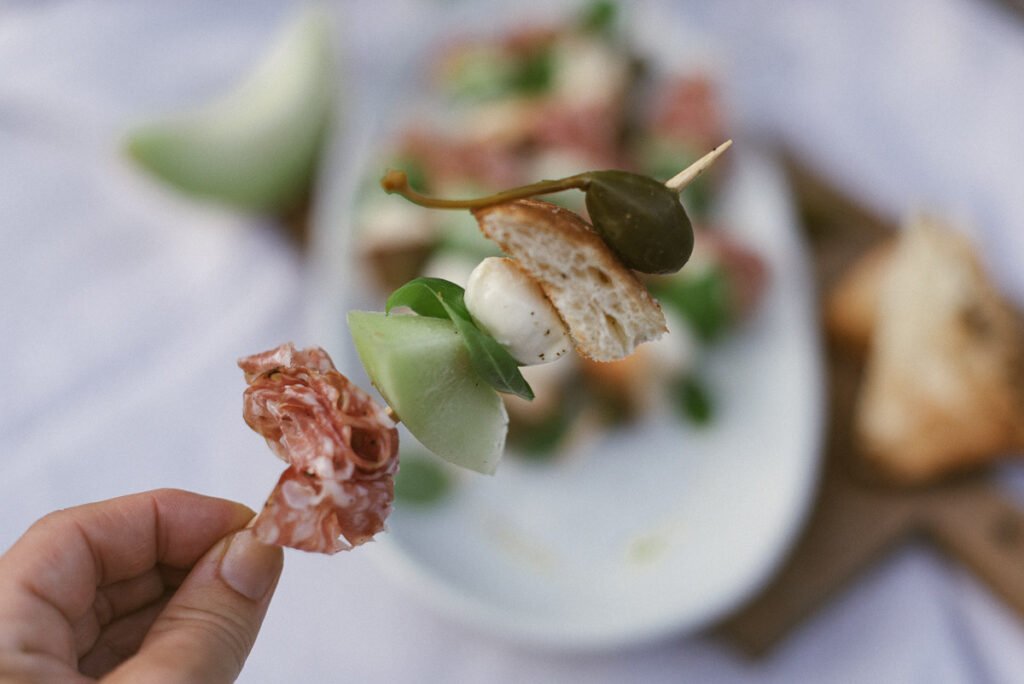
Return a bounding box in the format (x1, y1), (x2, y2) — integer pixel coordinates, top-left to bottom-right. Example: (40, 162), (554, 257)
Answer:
(675, 375), (714, 425)
(386, 277), (470, 319)
(386, 277), (535, 401)
(394, 452), (451, 505)
(437, 297), (536, 401)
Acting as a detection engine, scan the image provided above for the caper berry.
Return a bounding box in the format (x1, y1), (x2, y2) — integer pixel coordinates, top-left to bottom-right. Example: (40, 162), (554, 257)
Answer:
(381, 153), (713, 275)
(582, 170), (693, 274)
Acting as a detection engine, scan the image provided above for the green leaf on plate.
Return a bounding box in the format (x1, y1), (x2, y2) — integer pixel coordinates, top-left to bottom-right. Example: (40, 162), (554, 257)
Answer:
(394, 453), (452, 505)
(509, 411), (571, 458)
(652, 267), (733, 343)
(509, 45), (554, 95)
(675, 375), (714, 425)
(507, 387), (581, 458)
(579, 0), (619, 35)
(386, 277), (535, 401)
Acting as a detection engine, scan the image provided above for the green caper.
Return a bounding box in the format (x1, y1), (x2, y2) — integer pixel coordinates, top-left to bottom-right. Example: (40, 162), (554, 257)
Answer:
(582, 170), (693, 274)
(381, 166), (695, 275)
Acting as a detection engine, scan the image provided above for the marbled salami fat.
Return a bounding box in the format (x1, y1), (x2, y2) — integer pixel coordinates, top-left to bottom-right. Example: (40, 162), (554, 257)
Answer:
(239, 343), (398, 553)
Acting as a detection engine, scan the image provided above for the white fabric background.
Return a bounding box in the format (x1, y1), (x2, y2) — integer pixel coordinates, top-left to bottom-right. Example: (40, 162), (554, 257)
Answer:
(2, 1), (1023, 681)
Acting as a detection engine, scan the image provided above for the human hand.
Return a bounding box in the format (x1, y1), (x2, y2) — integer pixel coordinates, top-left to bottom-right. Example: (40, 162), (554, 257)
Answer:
(0, 489), (283, 683)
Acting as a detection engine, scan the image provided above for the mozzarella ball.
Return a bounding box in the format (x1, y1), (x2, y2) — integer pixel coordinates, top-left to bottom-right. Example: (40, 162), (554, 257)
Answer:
(464, 257), (570, 366)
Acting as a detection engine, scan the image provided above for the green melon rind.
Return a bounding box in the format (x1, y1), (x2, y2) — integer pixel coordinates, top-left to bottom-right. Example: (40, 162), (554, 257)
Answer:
(347, 311), (508, 475)
(126, 6), (335, 214)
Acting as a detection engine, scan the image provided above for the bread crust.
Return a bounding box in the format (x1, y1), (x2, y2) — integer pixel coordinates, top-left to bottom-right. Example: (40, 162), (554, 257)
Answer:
(825, 240), (895, 352)
(472, 199), (667, 362)
(852, 215), (1024, 483)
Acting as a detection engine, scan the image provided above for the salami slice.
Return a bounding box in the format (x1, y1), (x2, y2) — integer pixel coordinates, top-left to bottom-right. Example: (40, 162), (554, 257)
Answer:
(239, 343), (399, 553)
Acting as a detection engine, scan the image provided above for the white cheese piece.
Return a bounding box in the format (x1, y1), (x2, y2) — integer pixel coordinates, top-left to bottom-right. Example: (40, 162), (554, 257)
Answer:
(464, 257), (570, 366)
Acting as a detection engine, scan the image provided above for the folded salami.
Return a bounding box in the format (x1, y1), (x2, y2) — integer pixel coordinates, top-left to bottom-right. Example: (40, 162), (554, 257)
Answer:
(239, 343), (399, 554)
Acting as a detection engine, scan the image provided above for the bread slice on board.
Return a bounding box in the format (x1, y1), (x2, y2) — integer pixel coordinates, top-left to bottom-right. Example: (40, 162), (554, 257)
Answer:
(472, 199), (667, 362)
(855, 214), (1024, 483)
(826, 240), (895, 351)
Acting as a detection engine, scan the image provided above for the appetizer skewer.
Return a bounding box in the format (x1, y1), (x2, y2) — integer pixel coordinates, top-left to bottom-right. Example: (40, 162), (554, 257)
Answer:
(345, 144), (733, 477)
(243, 138), (749, 552)
(664, 140), (733, 192)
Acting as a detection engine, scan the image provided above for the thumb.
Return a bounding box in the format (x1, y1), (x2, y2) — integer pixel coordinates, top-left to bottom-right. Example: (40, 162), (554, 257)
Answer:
(106, 528), (284, 684)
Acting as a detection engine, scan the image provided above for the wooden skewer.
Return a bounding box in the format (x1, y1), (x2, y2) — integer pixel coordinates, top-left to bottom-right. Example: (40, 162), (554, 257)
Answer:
(664, 139), (733, 192)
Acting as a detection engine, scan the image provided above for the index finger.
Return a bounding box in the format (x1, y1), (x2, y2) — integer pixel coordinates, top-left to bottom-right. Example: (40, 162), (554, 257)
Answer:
(0, 489), (254, 628)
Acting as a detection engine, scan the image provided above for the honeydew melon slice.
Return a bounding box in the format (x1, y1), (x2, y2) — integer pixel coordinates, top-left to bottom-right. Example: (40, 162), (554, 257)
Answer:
(348, 311), (508, 475)
(126, 6), (334, 214)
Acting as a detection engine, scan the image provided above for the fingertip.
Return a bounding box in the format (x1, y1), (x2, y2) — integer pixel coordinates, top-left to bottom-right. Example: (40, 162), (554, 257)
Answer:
(110, 530), (282, 683)
(219, 530), (284, 602)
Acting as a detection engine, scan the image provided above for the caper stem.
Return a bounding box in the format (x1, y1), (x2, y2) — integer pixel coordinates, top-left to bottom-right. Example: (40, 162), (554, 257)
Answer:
(664, 139), (733, 192)
(381, 169), (590, 209)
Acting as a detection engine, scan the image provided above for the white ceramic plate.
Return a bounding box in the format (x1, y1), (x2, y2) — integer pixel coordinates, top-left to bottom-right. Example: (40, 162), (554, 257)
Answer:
(308, 6), (824, 651)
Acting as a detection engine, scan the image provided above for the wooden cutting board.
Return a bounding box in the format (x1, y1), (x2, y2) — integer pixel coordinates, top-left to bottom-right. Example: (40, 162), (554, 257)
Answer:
(716, 155), (1024, 657)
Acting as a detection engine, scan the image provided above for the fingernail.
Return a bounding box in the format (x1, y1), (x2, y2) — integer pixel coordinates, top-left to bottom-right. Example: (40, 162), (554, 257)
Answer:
(219, 530), (282, 601)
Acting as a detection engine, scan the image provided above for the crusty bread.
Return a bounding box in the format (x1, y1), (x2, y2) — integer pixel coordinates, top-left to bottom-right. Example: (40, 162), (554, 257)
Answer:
(855, 214), (1024, 483)
(472, 199), (667, 362)
(825, 240), (895, 351)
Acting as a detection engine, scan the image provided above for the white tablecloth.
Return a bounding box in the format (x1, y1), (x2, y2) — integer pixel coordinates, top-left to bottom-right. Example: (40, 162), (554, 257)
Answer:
(2, 1), (1023, 681)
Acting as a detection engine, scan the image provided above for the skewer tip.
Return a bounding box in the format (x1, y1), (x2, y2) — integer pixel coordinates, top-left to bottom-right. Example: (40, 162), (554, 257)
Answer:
(665, 139), (733, 192)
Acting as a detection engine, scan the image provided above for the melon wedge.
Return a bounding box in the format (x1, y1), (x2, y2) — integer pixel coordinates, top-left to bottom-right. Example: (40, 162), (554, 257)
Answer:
(348, 311), (508, 475)
(126, 6), (335, 214)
